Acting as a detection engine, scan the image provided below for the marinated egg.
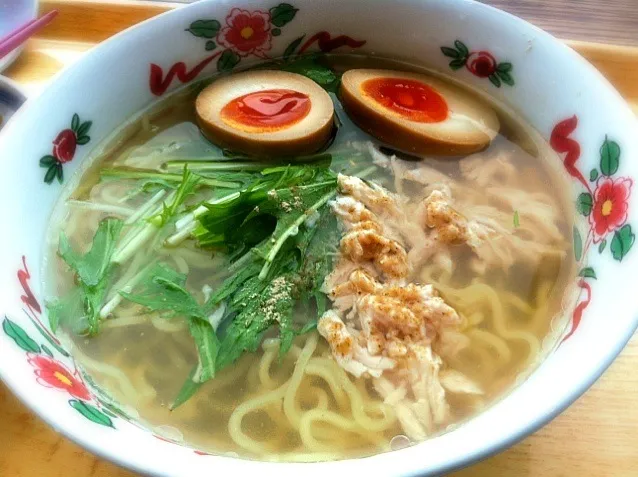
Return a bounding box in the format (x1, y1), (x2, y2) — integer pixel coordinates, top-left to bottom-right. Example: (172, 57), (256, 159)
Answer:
(196, 70), (334, 157)
(340, 69), (499, 155)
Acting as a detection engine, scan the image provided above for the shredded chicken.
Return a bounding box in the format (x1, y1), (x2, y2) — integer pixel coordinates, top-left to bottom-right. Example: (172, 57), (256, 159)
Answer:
(317, 310), (395, 378)
(318, 144), (569, 441)
(370, 142), (568, 274)
(402, 187), (492, 272)
(338, 175), (404, 220)
(420, 189), (489, 248)
(318, 174), (482, 441)
(341, 230), (409, 280)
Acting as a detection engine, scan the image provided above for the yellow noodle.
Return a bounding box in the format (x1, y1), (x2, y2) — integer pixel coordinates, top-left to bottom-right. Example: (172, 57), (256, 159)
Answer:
(333, 365), (396, 432)
(304, 360), (349, 410)
(171, 253), (189, 274)
(310, 386), (330, 410)
(283, 336), (322, 427)
(466, 328), (512, 363)
(258, 348), (279, 389)
(97, 183), (130, 205)
(228, 334), (317, 454)
(299, 409), (381, 452)
(505, 293), (535, 314)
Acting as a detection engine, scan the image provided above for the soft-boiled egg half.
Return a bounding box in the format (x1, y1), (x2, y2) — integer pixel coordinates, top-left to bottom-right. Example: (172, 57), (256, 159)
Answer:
(196, 70), (334, 157)
(340, 69), (500, 155)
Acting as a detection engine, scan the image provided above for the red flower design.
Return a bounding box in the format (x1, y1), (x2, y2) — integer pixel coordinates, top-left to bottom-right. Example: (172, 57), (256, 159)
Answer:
(28, 354), (91, 400)
(466, 51), (497, 78)
(589, 177), (632, 241)
(40, 114), (91, 184)
(52, 129), (77, 163)
(217, 8), (272, 57)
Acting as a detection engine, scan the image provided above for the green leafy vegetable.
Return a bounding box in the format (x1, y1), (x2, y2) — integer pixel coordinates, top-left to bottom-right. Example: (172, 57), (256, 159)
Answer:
(121, 263), (219, 382)
(193, 166), (335, 249)
(46, 288), (84, 334)
(297, 209), (340, 304)
(163, 152), (332, 173)
(170, 365), (202, 410)
(189, 319), (219, 382)
(59, 219), (122, 287)
(149, 166), (200, 227)
(193, 165), (340, 372)
(101, 167), (240, 189)
(47, 218), (123, 335)
(252, 181), (336, 279)
(281, 54), (339, 92)
(120, 263), (207, 318)
(215, 272), (297, 368)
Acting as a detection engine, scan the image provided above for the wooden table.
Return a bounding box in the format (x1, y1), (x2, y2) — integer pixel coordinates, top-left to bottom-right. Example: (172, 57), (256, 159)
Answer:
(1, 1), (637, 476)
(486, 0), (638, 47)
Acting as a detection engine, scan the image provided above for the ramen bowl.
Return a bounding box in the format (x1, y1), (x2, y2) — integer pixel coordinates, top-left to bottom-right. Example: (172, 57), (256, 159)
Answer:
(0, 0), (637, 475)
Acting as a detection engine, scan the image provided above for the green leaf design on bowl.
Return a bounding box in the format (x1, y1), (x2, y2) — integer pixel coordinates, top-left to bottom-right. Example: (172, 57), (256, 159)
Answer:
(69, 399), (114, 428)
(2, 317), (40, 353)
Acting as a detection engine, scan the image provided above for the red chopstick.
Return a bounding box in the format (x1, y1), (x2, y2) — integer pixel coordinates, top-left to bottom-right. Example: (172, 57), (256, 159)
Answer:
(0, 10), (58, 60)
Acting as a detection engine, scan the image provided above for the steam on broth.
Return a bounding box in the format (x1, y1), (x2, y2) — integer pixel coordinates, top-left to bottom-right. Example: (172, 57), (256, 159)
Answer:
(44, 55), (574, 462)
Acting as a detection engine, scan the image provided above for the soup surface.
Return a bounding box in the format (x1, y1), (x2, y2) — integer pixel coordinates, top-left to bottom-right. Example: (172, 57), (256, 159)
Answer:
(44, 55), (575, 461)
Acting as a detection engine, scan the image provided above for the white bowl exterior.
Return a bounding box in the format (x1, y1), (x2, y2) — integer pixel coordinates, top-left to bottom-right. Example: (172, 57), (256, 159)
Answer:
(0, 1), (637, 476)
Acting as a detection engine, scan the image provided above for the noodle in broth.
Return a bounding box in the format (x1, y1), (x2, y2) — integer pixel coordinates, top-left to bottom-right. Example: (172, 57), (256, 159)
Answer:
(44, 56), (575, 461)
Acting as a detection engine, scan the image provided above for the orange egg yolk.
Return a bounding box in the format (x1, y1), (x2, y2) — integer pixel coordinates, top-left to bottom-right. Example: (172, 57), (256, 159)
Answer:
(361, 77), (448, 123)
(221, 89), (311, 131)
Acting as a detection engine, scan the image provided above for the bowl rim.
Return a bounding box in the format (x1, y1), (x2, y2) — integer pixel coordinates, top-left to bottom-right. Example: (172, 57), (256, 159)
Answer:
(0, 0), (637, 476)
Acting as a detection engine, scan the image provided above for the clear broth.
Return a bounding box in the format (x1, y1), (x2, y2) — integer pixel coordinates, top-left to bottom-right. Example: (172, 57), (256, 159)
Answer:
(45, 55), (575, 461)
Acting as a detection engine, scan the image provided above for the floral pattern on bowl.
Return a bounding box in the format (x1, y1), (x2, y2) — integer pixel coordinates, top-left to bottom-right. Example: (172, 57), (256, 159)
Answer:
(4, 258), (117, 427)
(548, 116), (635, 341)
(150, 3), (365, 96)
(39, 114), (93, 184)
(441, 40), (514, 88)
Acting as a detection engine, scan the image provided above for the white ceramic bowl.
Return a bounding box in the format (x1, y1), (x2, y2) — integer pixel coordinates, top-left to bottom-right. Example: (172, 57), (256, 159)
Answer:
(1, 1), (637, 475)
